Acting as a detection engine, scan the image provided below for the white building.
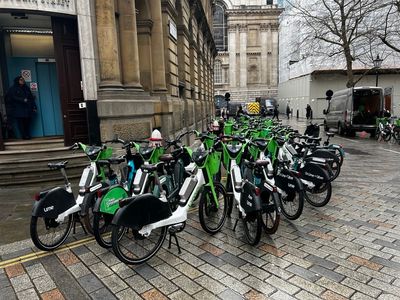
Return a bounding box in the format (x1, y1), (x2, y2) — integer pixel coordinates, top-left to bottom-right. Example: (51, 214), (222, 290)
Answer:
(278, 2), (400, 119)
(213, 0), (284, 103)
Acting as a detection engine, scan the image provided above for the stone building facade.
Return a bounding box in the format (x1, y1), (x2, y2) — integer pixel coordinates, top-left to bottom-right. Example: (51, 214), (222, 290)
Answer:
(213, 1), (283, 103)
(96, 0), (216, 141)
(0, 0), (215, 149)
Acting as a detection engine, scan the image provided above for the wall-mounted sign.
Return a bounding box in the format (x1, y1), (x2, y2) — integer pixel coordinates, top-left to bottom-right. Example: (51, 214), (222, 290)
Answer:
(0, 0), (76, 15)
(169, 20), (177, 40)
(30, 82), (38, 91)
(21, 70), (32, 82)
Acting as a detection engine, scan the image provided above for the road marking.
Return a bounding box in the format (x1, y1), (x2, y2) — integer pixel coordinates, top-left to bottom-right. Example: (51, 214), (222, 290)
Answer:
(0, 236), (96, 269)
(0, 206), (201, 269)
(381, 148), (400, 155)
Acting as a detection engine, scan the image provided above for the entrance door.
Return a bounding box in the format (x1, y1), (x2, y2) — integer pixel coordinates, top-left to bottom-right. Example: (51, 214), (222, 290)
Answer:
(52, 17), (88, 145)
(36, 62), (63, 136)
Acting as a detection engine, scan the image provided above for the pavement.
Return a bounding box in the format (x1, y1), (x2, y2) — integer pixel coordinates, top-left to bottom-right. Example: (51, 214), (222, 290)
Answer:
(1, 118), (400, 300)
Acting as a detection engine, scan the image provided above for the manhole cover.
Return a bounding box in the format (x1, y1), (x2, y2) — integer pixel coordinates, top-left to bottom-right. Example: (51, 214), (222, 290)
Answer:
(344, 148), (370, 155)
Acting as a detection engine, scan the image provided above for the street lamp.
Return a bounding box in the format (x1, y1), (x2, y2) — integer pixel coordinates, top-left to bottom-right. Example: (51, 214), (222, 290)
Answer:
(373, 54), (383, 87)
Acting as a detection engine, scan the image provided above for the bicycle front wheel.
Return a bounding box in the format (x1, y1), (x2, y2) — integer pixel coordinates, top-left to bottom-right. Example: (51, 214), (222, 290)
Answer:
(242, 211), (262, 246)
(199, 183), (228, 234)
(304, 182), (332, 207)
(93, 212), (115, 248)
(30, 215), (73, 251)
(112, 225), (167, 265)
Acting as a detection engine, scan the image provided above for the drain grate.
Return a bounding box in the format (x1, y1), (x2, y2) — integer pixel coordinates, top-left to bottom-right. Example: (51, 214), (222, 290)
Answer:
(344, 148), (370, 155)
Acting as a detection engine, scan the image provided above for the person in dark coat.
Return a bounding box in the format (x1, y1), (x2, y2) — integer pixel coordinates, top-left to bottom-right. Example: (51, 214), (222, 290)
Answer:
(306, 104), (312, 119)
(6, 76), (36, 139)
(272, 105), (279, 121)
(286, 104), (291, 119)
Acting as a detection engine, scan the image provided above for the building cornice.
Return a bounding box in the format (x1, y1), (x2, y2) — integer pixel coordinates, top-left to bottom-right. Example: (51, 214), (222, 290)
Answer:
(227, 8), (284, 16)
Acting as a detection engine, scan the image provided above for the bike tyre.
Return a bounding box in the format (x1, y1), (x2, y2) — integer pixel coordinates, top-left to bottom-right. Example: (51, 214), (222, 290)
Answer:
(199, 183), (228, 234)
(30, 215), (73, 251)
(280, 190), (304, 221)
(93, 212), (115, 248)
(304, 181), (332, 207)
(111, 225), (167, 265)
(242, 211), (262, 246)
(82, 205), (95, 235)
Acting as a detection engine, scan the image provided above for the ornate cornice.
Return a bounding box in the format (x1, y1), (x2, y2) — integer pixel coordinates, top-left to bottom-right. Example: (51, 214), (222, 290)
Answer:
(226, 8), (284, 16)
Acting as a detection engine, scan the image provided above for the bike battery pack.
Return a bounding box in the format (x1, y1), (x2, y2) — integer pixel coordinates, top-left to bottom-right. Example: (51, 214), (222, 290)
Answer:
(179, 176), (198, 205)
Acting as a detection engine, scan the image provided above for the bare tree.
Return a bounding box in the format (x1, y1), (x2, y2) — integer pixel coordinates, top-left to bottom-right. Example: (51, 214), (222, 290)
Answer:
(379, 0), (400, 53)
(286, 0), (388, 88)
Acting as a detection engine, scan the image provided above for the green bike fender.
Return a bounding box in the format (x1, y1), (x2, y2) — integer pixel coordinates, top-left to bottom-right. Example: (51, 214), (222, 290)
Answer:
(99, 185), (129, 215)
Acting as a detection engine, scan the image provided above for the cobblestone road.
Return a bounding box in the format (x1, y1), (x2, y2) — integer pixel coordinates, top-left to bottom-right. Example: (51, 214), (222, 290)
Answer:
(1, 120), (400, 300)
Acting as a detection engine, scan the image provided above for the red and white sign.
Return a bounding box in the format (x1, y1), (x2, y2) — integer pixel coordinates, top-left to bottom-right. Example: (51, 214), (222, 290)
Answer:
(30, 82), (38, 91)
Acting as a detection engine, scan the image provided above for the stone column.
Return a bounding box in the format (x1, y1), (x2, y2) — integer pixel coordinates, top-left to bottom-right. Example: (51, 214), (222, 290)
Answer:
(260, 24), (268, 85)
(149, 0), (167, 92)
(271, 24), (279, 87)
(228, 25), (236, 87)
(239, 24), (247, 88)
(267, 24), (272, 86)
(118, 0), (142, 90)
(95, 0), (122, 89)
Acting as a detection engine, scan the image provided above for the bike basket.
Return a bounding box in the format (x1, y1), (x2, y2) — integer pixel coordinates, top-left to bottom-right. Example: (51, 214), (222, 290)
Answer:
(98, 147), (113, 160)
(204, 134), (216, 150)
(208, 151), (221, 175)
(224, 121), (233, 135)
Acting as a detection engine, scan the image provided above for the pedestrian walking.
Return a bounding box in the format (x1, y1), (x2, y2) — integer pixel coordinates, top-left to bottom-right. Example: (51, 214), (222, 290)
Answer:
(260, 106), (266, 118)
(272, 105), (279, 121)
(306, 104), (311, 120)
(5, 76), (36, 139)
(286, 104), (290, 119)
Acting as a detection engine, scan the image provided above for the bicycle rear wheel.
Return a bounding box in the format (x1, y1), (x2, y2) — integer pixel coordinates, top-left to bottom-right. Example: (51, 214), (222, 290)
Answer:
(304, 182), (332, 207)
(112, 225), (167, 265)
(30, 215), (73, 251)
(242, 211), (262, 246)
(261, 190), (281, 233)
(199, 183), (228, 234)
(280, 190), (304, 221)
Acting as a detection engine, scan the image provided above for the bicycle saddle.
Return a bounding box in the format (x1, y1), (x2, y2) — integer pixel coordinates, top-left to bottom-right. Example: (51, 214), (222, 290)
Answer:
(326, 132), (335, 137)
(141, 162), (164, 172)
(160, 154), (174, 162)
(305, 137), (322, 142)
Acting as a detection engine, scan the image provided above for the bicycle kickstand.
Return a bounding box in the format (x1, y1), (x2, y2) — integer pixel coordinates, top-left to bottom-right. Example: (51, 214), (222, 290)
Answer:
(232, 218), (239, 232)
(168, 231), (182, 254)
(73, 214), (87, 235)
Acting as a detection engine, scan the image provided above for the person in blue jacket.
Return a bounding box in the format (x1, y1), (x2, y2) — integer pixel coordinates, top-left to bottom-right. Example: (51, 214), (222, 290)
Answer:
(6, 76), (37, 139)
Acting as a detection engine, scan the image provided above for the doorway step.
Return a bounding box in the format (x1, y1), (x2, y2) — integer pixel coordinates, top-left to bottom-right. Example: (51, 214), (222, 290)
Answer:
(0, 137), (87, 187)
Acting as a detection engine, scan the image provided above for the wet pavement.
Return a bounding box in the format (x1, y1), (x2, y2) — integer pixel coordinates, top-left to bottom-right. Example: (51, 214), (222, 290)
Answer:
(1, 118), (400, 299)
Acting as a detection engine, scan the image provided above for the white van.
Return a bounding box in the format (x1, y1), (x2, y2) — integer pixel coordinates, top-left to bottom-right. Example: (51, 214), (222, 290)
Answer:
(324, 87), (384, 136)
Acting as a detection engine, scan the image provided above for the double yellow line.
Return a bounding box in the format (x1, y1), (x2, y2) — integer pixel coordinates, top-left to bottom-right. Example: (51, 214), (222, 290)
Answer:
(0, 198), (205, 269)
(0, 236), (96, 269)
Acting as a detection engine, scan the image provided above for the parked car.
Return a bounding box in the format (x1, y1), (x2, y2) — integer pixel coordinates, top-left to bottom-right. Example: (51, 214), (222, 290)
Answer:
(324, 87), (385, 136)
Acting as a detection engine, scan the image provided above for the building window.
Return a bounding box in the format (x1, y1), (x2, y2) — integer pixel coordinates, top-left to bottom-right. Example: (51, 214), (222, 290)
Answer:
(267, 0), (274, 4)
(223, 67), (229, 83)
(212, 1), (228, 51)
(214, 60), (222, 84)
